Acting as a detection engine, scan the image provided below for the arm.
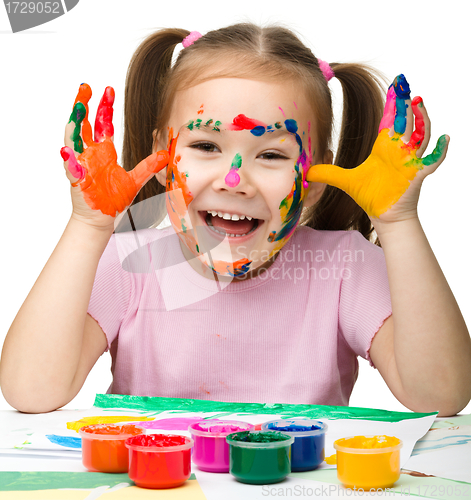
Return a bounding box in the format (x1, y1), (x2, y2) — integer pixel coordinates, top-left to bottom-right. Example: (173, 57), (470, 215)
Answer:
(308, 75), (471, 415)
(0, 219), (112, 413)
(0, 84), (168, 413)
(369, 219), (471, 416)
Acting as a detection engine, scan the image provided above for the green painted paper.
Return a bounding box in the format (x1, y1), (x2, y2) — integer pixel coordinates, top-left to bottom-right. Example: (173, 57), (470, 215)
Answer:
(94, 394), (436, 422)
(0, 472), (197, 492)
(0, 471), (132, 491)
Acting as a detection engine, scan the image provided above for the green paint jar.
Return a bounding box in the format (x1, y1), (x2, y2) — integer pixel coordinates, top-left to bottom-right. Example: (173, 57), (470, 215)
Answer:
(226, 431), (294, 484)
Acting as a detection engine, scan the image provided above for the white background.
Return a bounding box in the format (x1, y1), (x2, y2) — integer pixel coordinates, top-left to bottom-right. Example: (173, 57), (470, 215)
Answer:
(0, 0), (469, 414)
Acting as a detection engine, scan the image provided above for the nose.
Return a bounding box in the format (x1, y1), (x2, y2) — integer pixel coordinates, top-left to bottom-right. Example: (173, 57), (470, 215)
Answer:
(212, 153), (257, 197)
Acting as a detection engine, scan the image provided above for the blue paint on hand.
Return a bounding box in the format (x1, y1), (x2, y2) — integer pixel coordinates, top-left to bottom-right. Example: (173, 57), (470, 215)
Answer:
(393, 75), (411, 135)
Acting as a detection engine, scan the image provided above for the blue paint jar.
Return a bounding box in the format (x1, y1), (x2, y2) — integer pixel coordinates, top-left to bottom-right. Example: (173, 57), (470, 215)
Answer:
(261, 419), (327, 472)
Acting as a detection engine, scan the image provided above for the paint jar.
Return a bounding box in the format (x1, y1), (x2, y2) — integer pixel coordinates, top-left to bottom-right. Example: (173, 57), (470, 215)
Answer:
(261, 419), (327, 472)
(125, 434), (194, 489)
(79, 424), (145, 473)
(334, 435), (403, 490)
(188, 420), (254, 472)
(226, 431), (294, 484)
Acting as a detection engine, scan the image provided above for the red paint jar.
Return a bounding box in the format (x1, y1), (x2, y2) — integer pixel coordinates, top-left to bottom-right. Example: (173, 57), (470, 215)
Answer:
(79, 424), (145, 473)
(125, 434), (194, 489)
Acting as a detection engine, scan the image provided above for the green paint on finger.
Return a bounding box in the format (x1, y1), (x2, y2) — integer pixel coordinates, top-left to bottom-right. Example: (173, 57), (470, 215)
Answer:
(422, 135), (448, 166)
(68, 102), (86, 154)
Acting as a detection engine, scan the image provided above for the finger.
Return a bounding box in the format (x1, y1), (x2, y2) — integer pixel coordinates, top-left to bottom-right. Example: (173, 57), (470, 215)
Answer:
(306, 163), (354, 194)
(67, 102), (87, 154)
(409, 97), (431, 157)
(72, 83), (93, 148)
(393, 74), (411, 136)
(420, 135), (449, 173)
(94, 86), (115, 143)
(128, 150), (170, 189)
(60, 146), (86, 186)
(379, 85), (397, 133)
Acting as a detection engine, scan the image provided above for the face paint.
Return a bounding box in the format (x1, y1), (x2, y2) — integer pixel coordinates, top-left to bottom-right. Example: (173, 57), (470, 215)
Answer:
(266, 118), (311, 252)
(164, 78), (319, 279)
(225, 153), (242, 187)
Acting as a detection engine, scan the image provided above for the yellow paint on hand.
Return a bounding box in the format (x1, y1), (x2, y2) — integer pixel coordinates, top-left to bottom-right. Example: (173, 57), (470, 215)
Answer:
(306, 129), (426, 218)
(67, 416), (154, 432)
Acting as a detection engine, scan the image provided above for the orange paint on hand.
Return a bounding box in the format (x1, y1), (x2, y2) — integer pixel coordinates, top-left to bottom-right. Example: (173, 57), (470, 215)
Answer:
(75, 139), (168, 217)
(73, 84), (93, 147)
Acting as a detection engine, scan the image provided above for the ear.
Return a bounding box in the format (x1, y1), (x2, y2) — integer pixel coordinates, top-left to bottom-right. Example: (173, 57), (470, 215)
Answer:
(152, 129), (168, 187)
(303, 150), (333, 208)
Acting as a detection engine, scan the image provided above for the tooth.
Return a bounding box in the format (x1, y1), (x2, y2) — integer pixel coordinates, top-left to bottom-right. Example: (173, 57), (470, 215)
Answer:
(223, 213), (231, 220)
(231, 214), (240, 221)
(246, 216), (252, 221)
(218, 212), (223, 217)
(239, 215), (246, 220)
(211, 211), (218, 216)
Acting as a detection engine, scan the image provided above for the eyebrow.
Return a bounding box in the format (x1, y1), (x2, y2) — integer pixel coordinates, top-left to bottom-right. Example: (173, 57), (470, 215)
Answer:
(183, 119), (294, 138)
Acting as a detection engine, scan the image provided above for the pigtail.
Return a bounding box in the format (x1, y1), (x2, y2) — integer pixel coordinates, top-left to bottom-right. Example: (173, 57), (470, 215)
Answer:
(118, 28), (189, 231)
(304, 63), (386, 244)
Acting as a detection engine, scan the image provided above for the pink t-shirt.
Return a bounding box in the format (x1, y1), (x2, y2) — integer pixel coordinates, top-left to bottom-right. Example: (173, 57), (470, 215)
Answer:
(88, 226), (391, 405)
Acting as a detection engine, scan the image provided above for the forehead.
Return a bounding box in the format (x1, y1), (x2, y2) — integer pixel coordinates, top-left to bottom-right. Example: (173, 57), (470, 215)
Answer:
(168, 78), (314, 132)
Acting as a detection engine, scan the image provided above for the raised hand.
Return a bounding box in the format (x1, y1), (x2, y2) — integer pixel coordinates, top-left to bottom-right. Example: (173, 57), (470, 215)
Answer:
(306, 75), (449, 221)
(61, 84), (169, 223)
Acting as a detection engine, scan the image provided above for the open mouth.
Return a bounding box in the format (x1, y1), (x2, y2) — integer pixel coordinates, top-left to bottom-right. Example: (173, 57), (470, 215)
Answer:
(202, 210), (261, 238)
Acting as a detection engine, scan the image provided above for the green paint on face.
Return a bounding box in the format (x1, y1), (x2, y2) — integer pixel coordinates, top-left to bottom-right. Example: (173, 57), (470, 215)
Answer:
(213, 120), (222, 132)
(232, 153), (242, 169)
(94, 394), (437, 422)
(68, 102), (86, 153)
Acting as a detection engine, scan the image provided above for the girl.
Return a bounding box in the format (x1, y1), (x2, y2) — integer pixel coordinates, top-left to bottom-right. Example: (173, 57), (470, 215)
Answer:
(1, 24), (470, 415)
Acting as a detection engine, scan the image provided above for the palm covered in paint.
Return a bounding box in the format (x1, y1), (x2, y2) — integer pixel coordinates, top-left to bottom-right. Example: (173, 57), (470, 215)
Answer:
(307, 75), (449, 222)
(61, 84), (168, 224)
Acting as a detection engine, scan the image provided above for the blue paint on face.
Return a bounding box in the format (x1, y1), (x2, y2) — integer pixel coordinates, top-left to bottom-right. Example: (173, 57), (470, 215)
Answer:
(251, 126), (266, 137)
(46, 434), (82, 449)
(284, 119), (298, 134)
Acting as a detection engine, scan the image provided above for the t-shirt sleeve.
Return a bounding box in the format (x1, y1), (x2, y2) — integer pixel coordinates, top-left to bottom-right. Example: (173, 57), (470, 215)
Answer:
(338, 231), (392, 368)
(87, 234), (132, 351)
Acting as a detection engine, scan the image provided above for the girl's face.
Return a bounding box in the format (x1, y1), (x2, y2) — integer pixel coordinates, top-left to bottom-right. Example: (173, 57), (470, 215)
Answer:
(155, 78), (325, 280)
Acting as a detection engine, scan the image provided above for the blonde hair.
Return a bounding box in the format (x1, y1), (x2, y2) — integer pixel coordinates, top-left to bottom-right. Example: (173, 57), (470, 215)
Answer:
(119, 23), (385, 243)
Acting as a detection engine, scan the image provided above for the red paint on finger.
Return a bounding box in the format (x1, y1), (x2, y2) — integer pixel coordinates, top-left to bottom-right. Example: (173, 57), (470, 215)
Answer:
(60, 146), (86, 184)
(407, 96), (425, 150)
(94, 87), (115, 142)
(73, 83), (93, 147)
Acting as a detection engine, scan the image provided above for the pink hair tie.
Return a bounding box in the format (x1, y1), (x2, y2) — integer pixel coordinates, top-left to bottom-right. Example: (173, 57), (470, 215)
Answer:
(182, 31), (202, 48)
(318, 59), (334, 82)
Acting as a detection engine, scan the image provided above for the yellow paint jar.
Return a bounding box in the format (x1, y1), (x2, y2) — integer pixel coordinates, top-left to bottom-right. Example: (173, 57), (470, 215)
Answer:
(333, 435), (402, 490)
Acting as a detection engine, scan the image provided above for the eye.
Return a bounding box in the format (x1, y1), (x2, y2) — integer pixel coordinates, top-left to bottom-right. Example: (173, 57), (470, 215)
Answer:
(258, 150), (290, 161)
(189, 142), (220, 153)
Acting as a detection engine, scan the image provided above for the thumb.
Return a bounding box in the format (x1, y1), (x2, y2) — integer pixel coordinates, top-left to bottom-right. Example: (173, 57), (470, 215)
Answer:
(307, 163), (355, 193)
(128, 150), (169, 189)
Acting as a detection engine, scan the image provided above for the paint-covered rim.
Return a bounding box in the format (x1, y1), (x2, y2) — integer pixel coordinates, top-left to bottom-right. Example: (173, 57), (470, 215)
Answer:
(125, 435), (194, 453)
(188, 419), (254, 437)
(78, 424), (145, 441)
(226, 431), (294, 449)
(334, 435), (403, 454)
(261, 419), (328, 437)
